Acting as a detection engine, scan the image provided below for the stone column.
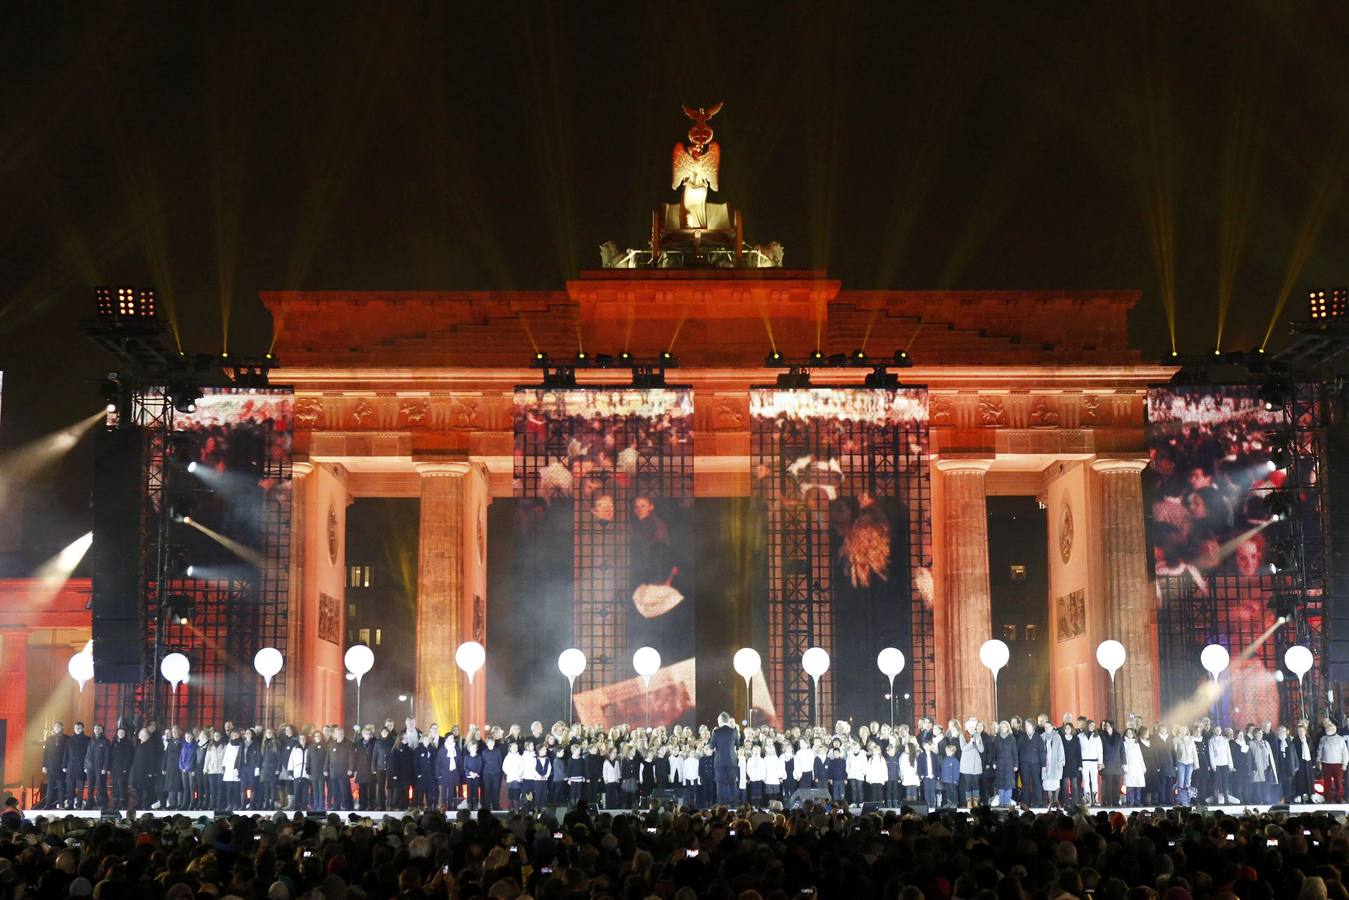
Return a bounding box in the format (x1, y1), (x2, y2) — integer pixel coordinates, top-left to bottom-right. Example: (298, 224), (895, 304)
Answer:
(1092, 459), (1157, 720)
(286, 460), (312, 724)
(414, 461), (470, 729)
(937, 460), (995, 719)
(0, 630), (27, 789)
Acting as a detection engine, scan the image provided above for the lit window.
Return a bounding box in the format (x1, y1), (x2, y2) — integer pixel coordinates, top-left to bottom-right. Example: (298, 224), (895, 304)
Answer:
(1009, 564), (1026, 582)
(348, 604), (356, 617)
(1025, 624), (1038, 641)
(363, 566), (371, 588)
(374, 628), (382, 646)
(1002, 624), (1017, 642)
(358, 628), (371, 646)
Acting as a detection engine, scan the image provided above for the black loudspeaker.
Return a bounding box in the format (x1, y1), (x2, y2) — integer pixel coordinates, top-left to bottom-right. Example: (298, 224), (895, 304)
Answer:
(649, 789), (682, 808)
(860, 801), (885, 815)
(787, 788), (833, 808)
(91, 426), (145, 684)
(898, 803), (930, 816)
(1327, 420), (1349, 684)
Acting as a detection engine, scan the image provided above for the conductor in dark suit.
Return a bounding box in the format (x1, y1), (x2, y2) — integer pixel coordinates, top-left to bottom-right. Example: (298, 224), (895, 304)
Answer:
(711, 712), (740, 805)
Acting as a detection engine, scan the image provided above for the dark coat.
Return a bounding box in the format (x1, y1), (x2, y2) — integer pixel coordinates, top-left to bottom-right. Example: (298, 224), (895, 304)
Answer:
(351, 739), (373, 782)
(389, 742), (415, 783)
(42, 733), (66, 774)
(711, 724), (738, 769)
(109, 737), (135, 777)
(62, 732), (91, 774)
(83, 735), (111, 775)
(326, 740), (353, 777)
(481, 744), (505, 777)
(1018, 731), (1044, 773)
(260, 741), (280, 779)
(994, 734), (1019, 789)
(130, 740), (158, 784)
(1101, 731), (1124, 775)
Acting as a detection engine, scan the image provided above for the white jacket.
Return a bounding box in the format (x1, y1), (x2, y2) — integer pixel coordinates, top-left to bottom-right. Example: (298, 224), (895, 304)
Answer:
(845, 749), (868, 781)
(1078, 733), (1103, 762)
(1318, 734), (1349, 765)
(765, 754), (785, 786)
(503, 751), (526, 784)
(222, 743), (241, 782)
(1123, 738), (1146, 788)
(1208, 734), (1232, 768)
(899, 752), (920, 787)
(794, 747), (817, 778)
(285, 745), (307, 780)
(746, 754), (767, 783)
(865, 755), (889, 784)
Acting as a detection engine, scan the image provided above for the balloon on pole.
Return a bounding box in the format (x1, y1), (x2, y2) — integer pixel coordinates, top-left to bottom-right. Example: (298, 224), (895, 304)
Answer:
(1200, 643), (1230, 683)
(253, 647), (284, 686)
(67, 651), (94, 693)
(558, 648), (587, 688)
(632, 646), (661, 686)
(801, 647), (830, 684)
(1285, 645), (1313, 683)
(733, 648), (761, 687)
(876, 647), (905, 687)
(160, 652), (190, 692)
(455, 641), (486, 684)
(1095, 640), (1127, 682)
(344, 644), (374, 686)
(979, 639), (1010, 680)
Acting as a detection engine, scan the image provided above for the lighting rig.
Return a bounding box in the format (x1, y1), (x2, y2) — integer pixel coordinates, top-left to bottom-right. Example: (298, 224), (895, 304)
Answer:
(761, 348), (913, 389)
(531, 351), (680, 388)
(82, 286), (282, 721)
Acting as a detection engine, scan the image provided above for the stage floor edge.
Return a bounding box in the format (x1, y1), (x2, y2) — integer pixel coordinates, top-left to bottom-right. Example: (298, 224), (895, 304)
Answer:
(24, 803), (1349, 823)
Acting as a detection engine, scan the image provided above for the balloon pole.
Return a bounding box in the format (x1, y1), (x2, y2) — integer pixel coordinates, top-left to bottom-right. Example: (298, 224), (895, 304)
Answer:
(745, 677), (753, 728)
(567, 681), (573, 728)
(355, 680), (362, 731)
(888, 677), (895, 730)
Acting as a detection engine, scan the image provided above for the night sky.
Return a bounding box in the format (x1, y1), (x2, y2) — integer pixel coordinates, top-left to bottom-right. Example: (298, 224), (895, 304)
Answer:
(2, 3), (1347, 566)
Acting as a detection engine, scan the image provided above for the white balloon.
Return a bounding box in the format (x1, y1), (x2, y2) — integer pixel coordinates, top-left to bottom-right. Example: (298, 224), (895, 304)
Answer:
(253, 647), (284, 685)
(558, 648), (587, 682)
(455, 641), (486, 683)
(802, 647), (830, 679)
(979, 639), (1010, 677)
(67, 651), (94, 693)
(632, 646), (662, 680)
(1285, 645), (1314, 680)
(160, 652), (190, 690)
(876, 647), (906, 680)
(733, 648), (761, 682)
(1095, 640), (1127, 681)
(1200, 643), (1230, 679)
(344, 644), (374, 686)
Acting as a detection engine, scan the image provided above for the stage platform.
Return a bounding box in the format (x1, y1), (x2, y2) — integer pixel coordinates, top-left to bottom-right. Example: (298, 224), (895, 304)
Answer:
(22, 803), (1349, 823)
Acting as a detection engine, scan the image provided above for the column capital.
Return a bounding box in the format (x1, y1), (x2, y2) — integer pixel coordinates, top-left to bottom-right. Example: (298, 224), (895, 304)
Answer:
(1090, 457), (1149, 474)
(935, 458), (993, 474)
(292, 459), (314, 478)
(414, 460), (472, 477)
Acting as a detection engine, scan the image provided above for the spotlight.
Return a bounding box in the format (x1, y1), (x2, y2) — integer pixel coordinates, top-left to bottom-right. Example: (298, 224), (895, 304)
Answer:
(1334, 288), (1349, 319)
(775, 367), (812, 389)
(1264, 491), (1293, 520)
(812, 350), (825, 363)
(1269, 551), (1289, 574)
(1259, 380), (1289, 412)
(185, 564), (197, 578)
(187, 461), (198, 474)
(162, 593), (195, 626)
(531, 352), (549, 367)
(170, 385), (202, 416)
(765, 350), (786, 367)
(661, 351), (673, 361)
(169, 433), (194, 467)
(165, 548), (188, 578)
(852, 349), (866, 362)
(168, 492), (194, 523)
(1310, 290), (1328, 320)
(100, 377), (121, 415)
(891, 350), (912, 368)
(575, 351), (589, 366)
(619, 351), (631, 361)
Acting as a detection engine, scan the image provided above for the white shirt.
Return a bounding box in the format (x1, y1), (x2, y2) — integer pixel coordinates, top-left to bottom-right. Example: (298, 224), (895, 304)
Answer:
(845, 748), (868, 781)
(682, 755), (700, 784)
(1208, 735), (1232, 768)
(746, 754), (767, 782)
(865, 755), (889, 784)
(222, 743), (241, 782)
(1078, 733), (1102, 762)
(503, 751), (525, 784)
(794, 747), (817, 778)
(765, 754), (785, 786)
(899, 752), (920, 787)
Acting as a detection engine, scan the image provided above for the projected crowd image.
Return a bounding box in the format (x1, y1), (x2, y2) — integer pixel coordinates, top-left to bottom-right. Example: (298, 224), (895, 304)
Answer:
(750, 388), (932, 727)
(510, 389), (695, 727)
(1145, 386), (1296, 724)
